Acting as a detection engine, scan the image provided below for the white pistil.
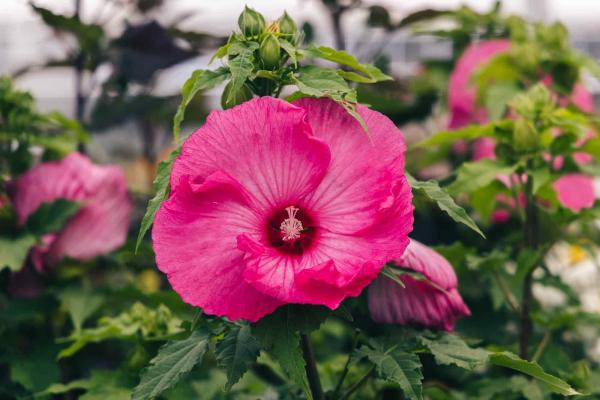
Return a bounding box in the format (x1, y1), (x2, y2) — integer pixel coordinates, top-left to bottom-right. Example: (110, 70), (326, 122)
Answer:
(280, 206), (303, 241)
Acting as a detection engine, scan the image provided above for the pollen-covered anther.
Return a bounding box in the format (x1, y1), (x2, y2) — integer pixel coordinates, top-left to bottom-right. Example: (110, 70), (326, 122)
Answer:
(280, 206), (303, 241)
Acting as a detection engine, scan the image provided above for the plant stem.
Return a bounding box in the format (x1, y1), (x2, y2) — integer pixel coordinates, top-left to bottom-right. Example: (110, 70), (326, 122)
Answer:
(332, 330), (360, 398)
(531, 331), (551, 363)
(300, 333), (324, 400)
(492, 271), (520, 314)
(519, 172), (538, 359)
(339, 366), (375, 400)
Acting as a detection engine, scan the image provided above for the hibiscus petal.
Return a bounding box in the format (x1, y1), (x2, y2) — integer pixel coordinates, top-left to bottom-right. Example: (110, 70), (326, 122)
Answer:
(153, 171), (283, 321)
(368, 239), (470, 331)
(368, 275), (470, 331)
(293, 98), (409, 234)
(170, 97), (331, 210)
(553, 173), (596, 212)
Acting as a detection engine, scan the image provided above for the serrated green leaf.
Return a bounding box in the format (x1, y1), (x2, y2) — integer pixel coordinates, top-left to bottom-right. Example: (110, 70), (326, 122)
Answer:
(408, 173), (485, 237)
(216, 325), (261, 391)
(279, 38), (298, 65)
(302, 44), (391, 82)
(0, 234), (36, 272)
(172, 68), (230, 142)
(135, 147), (181, 253)
(489, 351), (580, 396)
(132, 329), (209, 400)
(252, 306), (321, 400)
(25, 199), (80, 236)
(484, 82), (521, 121)
(226, 42), (259, 104)
(292, 65), (350, 97)
(448, 159), (518, 194)
(419, 333), (489, 370)
(356, 341), (423, 400)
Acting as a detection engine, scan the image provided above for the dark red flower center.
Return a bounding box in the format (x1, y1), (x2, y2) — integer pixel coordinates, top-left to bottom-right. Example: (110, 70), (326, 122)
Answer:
(265, 205), (317, 256)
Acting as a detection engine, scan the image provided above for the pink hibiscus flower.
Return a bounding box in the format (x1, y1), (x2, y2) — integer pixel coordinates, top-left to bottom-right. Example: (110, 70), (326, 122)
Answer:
(553, 174), (596, 212)
(368, 239), (470, 331)
(448, 39), (593, 131)
(10, 153), (132, 270)
(152, 97), (414, 322)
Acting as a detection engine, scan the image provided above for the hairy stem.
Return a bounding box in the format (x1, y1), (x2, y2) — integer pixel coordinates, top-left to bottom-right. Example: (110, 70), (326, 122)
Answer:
(300, 333), (324, 400)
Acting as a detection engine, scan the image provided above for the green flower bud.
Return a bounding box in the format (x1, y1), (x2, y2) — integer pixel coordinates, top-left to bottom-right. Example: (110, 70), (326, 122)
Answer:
(278, 11), (296, 36)
(221, 81), (253, 109)
(513, 117), (539, 151)
(238, 6), (265, 38)
(259, 34), (281, 70)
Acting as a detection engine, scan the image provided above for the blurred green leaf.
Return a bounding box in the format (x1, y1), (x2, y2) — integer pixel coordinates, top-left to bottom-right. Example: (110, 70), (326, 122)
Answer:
(0, 234), (36, 272)
(58, 288), (104, 331)
(448, 159), (518, 194)
(136, 146), (181, 253)
(489, 351), (580, 396)
(25, 199), (80, 236)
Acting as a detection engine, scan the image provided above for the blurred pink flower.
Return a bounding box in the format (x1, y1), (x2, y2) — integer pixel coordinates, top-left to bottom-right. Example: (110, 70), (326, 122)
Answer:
(553, 173), (596, 212)
(448, 39), (511, 130)
(152, 97), (413, 322)
(368, 239), (470, 331)
(11, 153), (132, 270)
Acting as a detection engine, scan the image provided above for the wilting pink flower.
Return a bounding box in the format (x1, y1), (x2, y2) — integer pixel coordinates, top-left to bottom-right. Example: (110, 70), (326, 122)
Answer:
(152, 97), (413, 322)
(553, 174), (596, 212)
(368, 239), (470, 331)
(10, 153), (132, 270)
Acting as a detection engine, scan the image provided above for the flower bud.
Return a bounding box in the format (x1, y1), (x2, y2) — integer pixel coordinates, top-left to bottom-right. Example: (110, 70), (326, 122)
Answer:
(259, 34), (281, 70)
(238, 6), (265, 38)
(221, 81), (253, 109)
(279, 11), (296, 36)
(513, 117), (539, 151)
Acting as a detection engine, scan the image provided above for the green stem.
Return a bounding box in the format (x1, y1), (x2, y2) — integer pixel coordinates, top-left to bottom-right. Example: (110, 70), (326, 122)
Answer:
(492, 271), (520, 314)
(332, 330), (360, 398)
(519, 170), (538, 359)
(531, 331), (551, 363)
(339, 366), (375, 400)
(300, 333), (324, 400)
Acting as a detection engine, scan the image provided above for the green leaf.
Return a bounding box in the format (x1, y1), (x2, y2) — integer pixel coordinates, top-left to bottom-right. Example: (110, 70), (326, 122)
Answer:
(301, 44), (391, 82)
(408, 173), (485, 237)
(25, 199), (80, 236)
(58, 288), (104, 331)
(135, 147), (181, 253)
(448, 159), (518, 194)
(484, 82), (521, 121)
(489, 351), (580, 396)
(132, 329), (210, 400)
(0, 234), (36, 272)
(59, 303), (184, 358)
(10, 346), (60, 392)
(216, 325), (261, 391)
(381, 265), (406, 288)
(279, 38), (298, 65)
(172, 68), (230, 142)
(292, 65), (351, 97)
(414, 124), (495, 148)
(226, 42), (259, 103)
(356, 341), (423, 400)
(252, 306), (319, 400)
(418, 333), (489, 370)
